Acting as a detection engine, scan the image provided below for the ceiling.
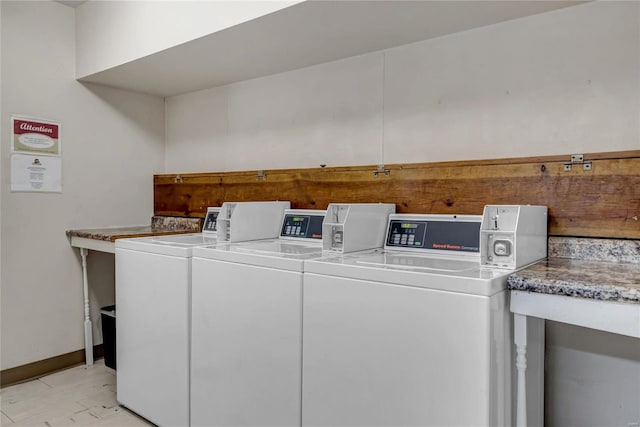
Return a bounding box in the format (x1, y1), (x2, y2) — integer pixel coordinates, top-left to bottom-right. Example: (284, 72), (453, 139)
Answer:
(77, 0), (587, 97)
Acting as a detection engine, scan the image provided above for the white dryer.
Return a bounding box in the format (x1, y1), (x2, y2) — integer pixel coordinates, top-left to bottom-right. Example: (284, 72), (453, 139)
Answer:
(302, 205), (547, 427)
(115, 207), (221, 427)
(115, 201), (290, 427)
(190, 203), (395, 427)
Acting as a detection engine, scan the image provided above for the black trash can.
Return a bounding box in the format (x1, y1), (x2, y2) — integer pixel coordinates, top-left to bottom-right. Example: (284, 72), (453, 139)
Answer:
(100, 305), (116, 370)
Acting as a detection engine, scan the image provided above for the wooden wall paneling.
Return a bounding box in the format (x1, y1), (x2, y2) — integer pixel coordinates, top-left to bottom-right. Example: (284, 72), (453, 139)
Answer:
(155, 151), (640, 239)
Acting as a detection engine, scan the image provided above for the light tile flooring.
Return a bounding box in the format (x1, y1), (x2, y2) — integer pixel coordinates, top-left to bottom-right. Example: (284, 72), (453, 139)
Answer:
(0, 360), (153, 426)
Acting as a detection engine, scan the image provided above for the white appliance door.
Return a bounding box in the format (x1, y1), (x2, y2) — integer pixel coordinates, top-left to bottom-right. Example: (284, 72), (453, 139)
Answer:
(115, 248), (190, 427)
(302, 273), (499, 427)
(191, 258), (302, 427)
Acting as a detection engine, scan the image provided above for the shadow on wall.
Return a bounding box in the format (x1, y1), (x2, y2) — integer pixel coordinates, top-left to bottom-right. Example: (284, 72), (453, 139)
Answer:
(79, 82), (165, 146)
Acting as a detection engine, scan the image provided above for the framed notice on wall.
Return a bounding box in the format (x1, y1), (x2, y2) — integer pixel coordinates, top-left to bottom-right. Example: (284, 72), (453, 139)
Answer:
(11, 116), (61, 155)
(10, 116), (62, 192)
(10, 154), (62, 192)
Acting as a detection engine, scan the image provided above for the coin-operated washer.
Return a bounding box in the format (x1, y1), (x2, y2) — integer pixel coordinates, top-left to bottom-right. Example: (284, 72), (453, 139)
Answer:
(115, 201), (289, 427)
(302, 205), (547, 427)
(190, 203), (395, 427)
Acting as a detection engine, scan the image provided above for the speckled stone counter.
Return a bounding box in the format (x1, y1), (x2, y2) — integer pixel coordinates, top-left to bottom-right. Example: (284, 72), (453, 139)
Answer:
(508, 237), (640, 304)
(150, 215), (202, 232)
(66, 216), (201, 242)
(508, 257), (640, 304)
(548, 236), (640, 264)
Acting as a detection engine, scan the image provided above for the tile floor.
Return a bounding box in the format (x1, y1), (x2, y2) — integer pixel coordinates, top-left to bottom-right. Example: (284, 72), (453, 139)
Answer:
(0, 360), (153, 426)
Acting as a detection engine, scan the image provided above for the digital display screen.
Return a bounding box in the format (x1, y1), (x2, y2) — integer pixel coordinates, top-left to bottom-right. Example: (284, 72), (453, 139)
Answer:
(280, 214), (324, 239)
(203, 211), (219, 232)
(387, 220), (480, 252)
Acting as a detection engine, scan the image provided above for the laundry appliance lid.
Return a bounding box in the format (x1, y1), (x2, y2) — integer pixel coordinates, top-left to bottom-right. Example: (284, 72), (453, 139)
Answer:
(304, 249), (513, 297)
(355, 251), (481, 272)
(116, 232), (218, 257)
(192, 238), (324, 272)
(234, 239), (323, 256)
(149, 233), (218, 246)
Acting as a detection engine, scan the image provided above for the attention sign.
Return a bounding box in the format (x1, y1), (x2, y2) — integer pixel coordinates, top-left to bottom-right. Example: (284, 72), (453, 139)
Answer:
(12, 117), (61, 155)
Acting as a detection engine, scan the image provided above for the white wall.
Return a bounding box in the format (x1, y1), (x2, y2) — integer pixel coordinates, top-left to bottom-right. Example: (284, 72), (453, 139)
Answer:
(164, 2), (640, 426)
(166, 53), (384, 172)
(75, 0), (301, 78)
(383, 1), (639, 163)
(166, 1), (639, 173)
(0, 1), (165, 370)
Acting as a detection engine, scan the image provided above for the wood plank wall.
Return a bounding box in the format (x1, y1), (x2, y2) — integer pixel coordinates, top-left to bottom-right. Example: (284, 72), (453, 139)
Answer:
(155, 150), (640, 239)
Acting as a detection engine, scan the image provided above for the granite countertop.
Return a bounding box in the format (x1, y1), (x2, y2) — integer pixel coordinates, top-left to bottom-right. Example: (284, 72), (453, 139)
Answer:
(508, 237), (640, 304)
(66, 216), (202, 242)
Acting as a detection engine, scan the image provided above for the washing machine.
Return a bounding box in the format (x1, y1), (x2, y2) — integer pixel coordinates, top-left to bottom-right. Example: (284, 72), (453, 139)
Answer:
(190, 203), (395, 427)
(302, 205), (547, 427)
(115, 201), (289, 427)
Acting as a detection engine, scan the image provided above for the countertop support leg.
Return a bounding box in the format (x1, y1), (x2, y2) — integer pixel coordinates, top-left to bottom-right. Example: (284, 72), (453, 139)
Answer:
(80, 247), (94, 365)
(514, 313), (528, 427)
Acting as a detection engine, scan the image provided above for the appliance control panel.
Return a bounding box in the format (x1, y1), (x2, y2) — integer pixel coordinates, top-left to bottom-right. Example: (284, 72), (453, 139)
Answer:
(280, 210), (325, 240)
(386, 219), (480, 252)
(384, 215), (481, 256)
(387, 220), (427, 248)
(202, 207), (221, 234)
